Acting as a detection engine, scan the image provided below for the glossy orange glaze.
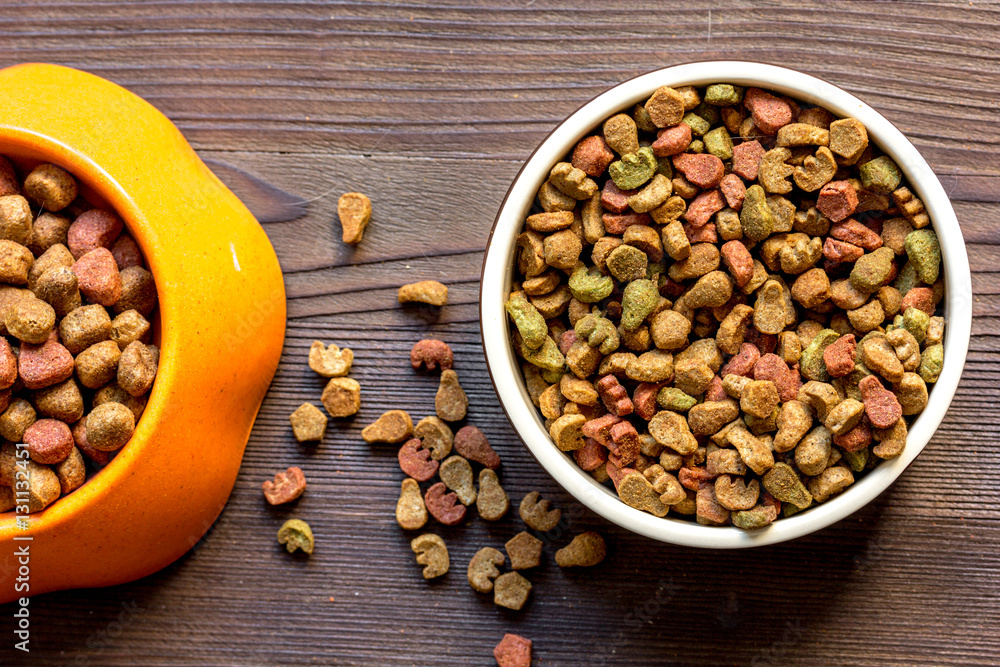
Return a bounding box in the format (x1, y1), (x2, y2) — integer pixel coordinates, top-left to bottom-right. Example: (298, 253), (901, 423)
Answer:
(0, 63), (286, 602)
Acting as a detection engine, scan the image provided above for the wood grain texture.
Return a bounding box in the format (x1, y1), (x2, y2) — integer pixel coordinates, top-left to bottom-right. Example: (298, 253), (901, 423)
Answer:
(2, 1), (1000, 665)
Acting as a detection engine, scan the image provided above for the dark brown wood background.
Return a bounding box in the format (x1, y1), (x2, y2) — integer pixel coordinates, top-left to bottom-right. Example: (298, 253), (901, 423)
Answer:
(2, 1), (999, 665)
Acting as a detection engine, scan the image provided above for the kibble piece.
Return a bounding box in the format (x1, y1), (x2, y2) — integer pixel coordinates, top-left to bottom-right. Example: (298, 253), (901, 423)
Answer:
(29, 212), (71, 255)
(54, 445), (86, 495)
(67, 209), (124, 259)
(24, 418), (74, 465)
(33, 267), (81, 318)
(362, 409), (413, 443)
(35, 378), (86, 423)
(118, 340), (157, 397)
(608, 147), (658, 190)
(262, 466), (307, 505)
(468, 547), (505, 593)
(398, 280), (448, 306)
(519, 491), (561, 531)
(338, 192), (372, 244)
(24, 164), (77, 212)
(494, 571), (532, 610)
(808, 466), (855, 502)
(645, 86), (686, 127)
(411, 532), (451, 578)
(439, 454), (477, 506)
(396, 478), (428, 530)
(109, 234), (143, 270)
(555, 532), (607, 567)
(86, 401), (135, 451)
(28, 243), (75, 291)
(7, 296), (56, 344)
(506, 531), (544, 570)
(289, 402), (328, 443)
(320, 377), (361, 417)
(859, 156), (902, 195)
(434, 369), (469, 422)
(59, 304), (112, 354)
(0, 240), (34, 285)
(75, 339), (122, 389)
(829, 118), (868, 163)
(549, 162), (598, 200)
(308, 340), (354, 378)
(0, 195), (33, 246)
(277, 519), (314, 555)
(424, 482), (467, 525)
(904, 229), (941, 284)
(19, 336), (74, 390)
(494, 634), (532, 667)
(414, 415), (454, 460)
(603, 113), (640, 155)
(477, 468), (510, 521)
(109, 309), (150, 349)
(398, 437), (438, 482)
(410, 339), (453, 372)
(25, 460), (61, 513)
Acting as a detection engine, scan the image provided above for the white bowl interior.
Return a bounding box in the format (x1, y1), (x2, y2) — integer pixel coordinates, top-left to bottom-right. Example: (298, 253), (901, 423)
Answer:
(481, 62), (972, 548)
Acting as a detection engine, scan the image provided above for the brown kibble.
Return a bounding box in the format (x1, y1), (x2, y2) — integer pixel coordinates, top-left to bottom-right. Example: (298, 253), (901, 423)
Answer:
(398, 437), (439, 482)
(110, 309), (150, 349)
(808, 466), (854, 502)
(24, 418), (74, 465)
(114, 266), (157, 316)
(55, 445), (86, 495)
(0, 240), (33, 286)
(424, 482), (466, 526)
(308, 340), (354, 377)
(740, 380), (780, 419)
(506, 531), (544, 570)
(468, 547), (505, 593)
(618, 471), (669, 516)
(396, 478), (428, 530)
(435, 369), (468, 422)
(645, 86), (686, 127)
(439, 454), (477, 505)
(86, 401), (135, 451)
(24, 164), (77, 212)
(7, 296), (56, 344)
(414, 415), (453, 460)
(262, 466), (307, 505)
(75, 340), (122, 389)
(362, 409), (413, 443)
(33, 267), (81, 318)
(72, 248), (121, 307)
(411, 533), (449, 579)
(28, 244), (74, 291)
(25, 460), (61, 513)
(35, 378), (86, 423)
(494, 571), (533, 610)
(338, 192), (372, 244)
(477, 468), (510, 521)
(543, 229), (584, 270)
(321, 377), (361, 417)
(289, 402), (328, 443)
(398, 280), (448, 306)
(0, 195), (33, 246)
(67, 209), (123, 259)
(60, 304), (112, 354)
(555, 532), (607, 567)
(519, 491), (561, 531)
(29, 212), (71, 255)
(118, 341), (157, 397)
(790, 268), (831, 309)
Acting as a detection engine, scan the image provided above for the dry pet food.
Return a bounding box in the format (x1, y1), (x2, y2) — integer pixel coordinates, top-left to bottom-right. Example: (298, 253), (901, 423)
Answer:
(289, 403), (328, 443)
(398, 280), (448, 306)
(555, 532), (607, 567)
(411, 532), (449, 579)
(308, 340), (354, 377)
(262, 466), (307, 505)
(494, 634), (532, 667)
(509, 84), (946, 529)
(468, 547), (505, 593)
(0, 158), (160, 513)
(277, 518), (314, 555)
(337, 192), (372, 245)
(494, 571), (532, 610)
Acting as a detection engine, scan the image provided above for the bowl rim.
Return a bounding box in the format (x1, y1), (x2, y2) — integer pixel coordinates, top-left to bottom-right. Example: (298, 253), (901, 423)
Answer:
(479, 61), (972, 549)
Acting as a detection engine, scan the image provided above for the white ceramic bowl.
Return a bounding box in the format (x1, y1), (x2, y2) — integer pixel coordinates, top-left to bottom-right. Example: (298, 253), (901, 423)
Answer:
(480, 61), (972, 548)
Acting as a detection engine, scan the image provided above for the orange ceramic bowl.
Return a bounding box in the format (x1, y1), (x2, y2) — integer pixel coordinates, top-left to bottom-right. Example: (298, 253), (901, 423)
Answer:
(0, 63), (285, 601)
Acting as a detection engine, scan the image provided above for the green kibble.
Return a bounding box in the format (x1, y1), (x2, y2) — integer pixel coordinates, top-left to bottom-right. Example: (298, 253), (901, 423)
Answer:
(681, 112), (711, 137)
(843, 363), (872, 402)
(762, 462), (813, 509)
(633, 103), (657, 132)
(575, 313), (620, 355)
(518, 334), (565, 372)
(895, 261), (920, 296)
(277, 519), (314, 555)
(859, 156), (902, 195)
(605, 244), (648, 283)
(704, 83), (742, 106)
(904, 229), (941, 284)
(902, 307), (929, 343)
(918, 343), (943, 383)
(692, 102), (720, 127)
(732, 504), (776, 530)
(703, 126), (734, 160)
(620, 279), (659, 332)
(800, 329), (840, 382)
(687, 139), (705, 154)
(741, 185), (775, 242)
(655, 156), (674, 179)
(541, 368), (563, 384)
(608, 146), (658, 190)
(850, 247), (895, 293)
(656, 387), (697, 412)
(568, 265), (614, 303)
(505, 291), (548, 350)
(842, 447), (869, 473)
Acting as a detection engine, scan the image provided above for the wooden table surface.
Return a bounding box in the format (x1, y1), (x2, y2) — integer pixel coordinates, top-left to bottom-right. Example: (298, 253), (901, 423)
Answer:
(3, 1), (999, 665)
